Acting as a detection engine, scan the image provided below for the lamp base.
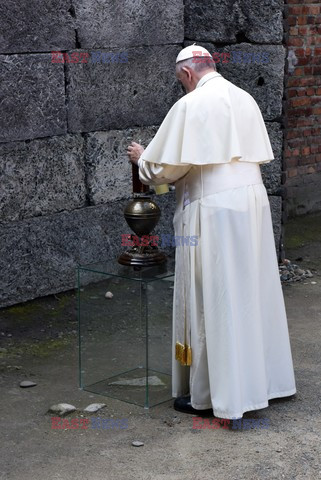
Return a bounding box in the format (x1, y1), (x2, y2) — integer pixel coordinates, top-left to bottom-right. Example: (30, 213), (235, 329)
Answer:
(118, 245), (167, 267)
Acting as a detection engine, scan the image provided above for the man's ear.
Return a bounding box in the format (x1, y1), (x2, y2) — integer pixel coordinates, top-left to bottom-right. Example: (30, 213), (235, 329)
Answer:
(182, 66), (192, 81)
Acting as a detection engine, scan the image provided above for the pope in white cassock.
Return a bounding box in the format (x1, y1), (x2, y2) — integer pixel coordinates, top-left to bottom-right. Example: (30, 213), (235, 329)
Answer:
(127, 45), (296, 420)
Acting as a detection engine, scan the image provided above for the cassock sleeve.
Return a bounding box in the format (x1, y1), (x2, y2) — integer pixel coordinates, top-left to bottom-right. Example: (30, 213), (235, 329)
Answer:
(138, 157), (191, 186)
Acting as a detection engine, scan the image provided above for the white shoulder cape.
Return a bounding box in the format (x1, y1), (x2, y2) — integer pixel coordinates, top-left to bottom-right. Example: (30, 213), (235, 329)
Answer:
(140, 73), (274, 166)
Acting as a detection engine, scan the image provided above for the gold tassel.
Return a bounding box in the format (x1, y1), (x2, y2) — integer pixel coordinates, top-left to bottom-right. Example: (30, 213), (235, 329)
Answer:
(175, 341), (192, 366)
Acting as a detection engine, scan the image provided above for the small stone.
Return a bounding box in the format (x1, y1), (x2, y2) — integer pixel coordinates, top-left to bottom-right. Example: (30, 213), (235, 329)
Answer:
(295, 268), (305, 275)
(7, 334), (12, 337)
(305, 270), (313, 278)
(84, 403), (106, 413)
(20, 380), (37, 388)
(311, 281), (317, 285)
(105, 291), (113, 299)
(0, 348), (7, 353)
(132, 441), (144, 447)
(48, 403), (76, 416)
(280, 274), (290, 281)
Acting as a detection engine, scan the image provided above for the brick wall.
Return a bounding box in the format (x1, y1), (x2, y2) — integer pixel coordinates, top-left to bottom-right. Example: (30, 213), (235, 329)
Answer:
(284, 1), (321, 216)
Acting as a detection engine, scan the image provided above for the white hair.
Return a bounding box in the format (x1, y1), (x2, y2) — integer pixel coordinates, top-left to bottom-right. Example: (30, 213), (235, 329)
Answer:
(176, 56), (216, 74)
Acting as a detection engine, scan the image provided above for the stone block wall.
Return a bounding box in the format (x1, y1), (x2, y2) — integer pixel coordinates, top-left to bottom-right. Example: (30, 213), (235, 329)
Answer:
(0, 0), (284, 307)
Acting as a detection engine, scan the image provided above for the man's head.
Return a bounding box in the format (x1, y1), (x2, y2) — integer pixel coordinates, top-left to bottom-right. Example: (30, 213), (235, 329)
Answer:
(175, 45), (216, 94)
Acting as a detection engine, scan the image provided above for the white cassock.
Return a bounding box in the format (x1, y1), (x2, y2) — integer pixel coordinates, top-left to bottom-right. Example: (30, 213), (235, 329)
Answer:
(138, 71), (296, 419)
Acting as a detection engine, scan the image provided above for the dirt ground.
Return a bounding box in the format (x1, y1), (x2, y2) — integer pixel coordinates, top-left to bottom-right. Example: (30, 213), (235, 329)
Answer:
(0, 213), (321, 480)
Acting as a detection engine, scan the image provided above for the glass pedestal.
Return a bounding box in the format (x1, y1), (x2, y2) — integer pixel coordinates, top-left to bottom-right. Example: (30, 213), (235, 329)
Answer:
(77, 258), (175, 408)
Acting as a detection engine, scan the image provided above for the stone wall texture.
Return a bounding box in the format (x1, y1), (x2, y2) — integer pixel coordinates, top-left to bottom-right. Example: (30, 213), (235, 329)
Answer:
(0, 0), (285, 307)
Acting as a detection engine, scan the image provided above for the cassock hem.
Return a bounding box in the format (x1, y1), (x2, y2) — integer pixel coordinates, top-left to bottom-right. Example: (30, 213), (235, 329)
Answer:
(209, 387), (297, 419)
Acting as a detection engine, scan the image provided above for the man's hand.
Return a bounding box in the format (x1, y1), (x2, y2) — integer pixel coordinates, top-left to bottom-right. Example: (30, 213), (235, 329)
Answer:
(127, 142), (144, 165)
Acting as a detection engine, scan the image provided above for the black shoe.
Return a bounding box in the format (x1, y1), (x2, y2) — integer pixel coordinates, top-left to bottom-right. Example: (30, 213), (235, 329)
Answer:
(174, 395), (213, 416)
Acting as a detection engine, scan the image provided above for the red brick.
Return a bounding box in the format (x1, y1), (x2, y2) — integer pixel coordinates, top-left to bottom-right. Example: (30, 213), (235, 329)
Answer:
(309, 6), (320, 15)
(306, 37), (316, 45)
(316, 87), (321, 95)
(290, 27), (299, 35)
(289, 6), (303, 15)
(302, 146), (311, 155)
(296, 117), (315, 127)
(286, 157), (299, 168)
(311, 97), (321, 106)
(288, 5), (303, 15)
(298, 16), (307, 26)
(298, 57), (311, 66)
(288, 37), (304, 46)
(313, 65), (321, 74)
(307, 16), (315, 25)
(293, 48), (305, 57)
(304, 66), (313, 75)
(306, 88), (315, 95)
(286, 129), (300, 140)
(303, 128), (312, 136)
(288, 168), (298, 178)
(307, 166), (316, 173)
(310, 145), (319, 154)
(294, 67), (305, 76)
(288, 89), (297, 98)
(299, 156), (315, 166)
(312, 107), (321, 115)
(291, 97), (311, 107)
(288, 16), (298, 27)
(289, 77), (315, 87)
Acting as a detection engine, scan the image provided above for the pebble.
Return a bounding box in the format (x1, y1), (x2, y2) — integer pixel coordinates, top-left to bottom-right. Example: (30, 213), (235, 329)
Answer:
(0, 348), (7, 353)
(105, 291), (113, 299)
(311, 281), (317, 285)
(132, 441), (144, 447)
(48, 403), (77, 416)
(20, 380), (37, 388)
(84, 403), (106, 413)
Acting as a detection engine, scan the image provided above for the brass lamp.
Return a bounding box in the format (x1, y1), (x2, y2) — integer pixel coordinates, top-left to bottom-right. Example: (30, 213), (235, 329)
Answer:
(118, 164), (167, 267)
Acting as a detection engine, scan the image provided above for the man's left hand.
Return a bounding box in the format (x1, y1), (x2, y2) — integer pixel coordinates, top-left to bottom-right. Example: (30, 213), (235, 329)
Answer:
(127, 142), (144, 165)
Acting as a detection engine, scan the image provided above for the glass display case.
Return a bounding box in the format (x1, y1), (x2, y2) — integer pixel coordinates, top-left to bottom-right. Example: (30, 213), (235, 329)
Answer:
(77, 258), (175, 408)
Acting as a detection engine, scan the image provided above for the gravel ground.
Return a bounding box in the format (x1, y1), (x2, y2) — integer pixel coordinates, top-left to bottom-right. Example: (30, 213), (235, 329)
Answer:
(0, 213), (320, 480)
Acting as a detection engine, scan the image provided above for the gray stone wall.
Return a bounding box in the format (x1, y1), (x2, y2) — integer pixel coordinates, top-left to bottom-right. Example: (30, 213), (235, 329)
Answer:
(0, 0), (284, 307)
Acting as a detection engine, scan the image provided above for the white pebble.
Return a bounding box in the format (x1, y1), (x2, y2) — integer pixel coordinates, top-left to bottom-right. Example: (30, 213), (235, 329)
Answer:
(311, 281), (317, 285)
(132, 441), (144, 447)
(84, 403), (106, 413)
(48, 403), (76, 415)
(105, 291), (113, 299)
(20, 380), (37, 388)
